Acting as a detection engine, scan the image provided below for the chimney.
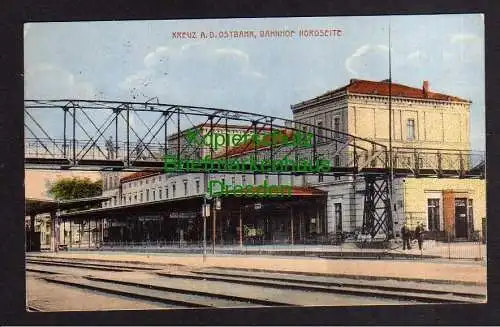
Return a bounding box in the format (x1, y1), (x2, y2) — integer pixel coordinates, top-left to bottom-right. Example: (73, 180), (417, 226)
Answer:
(423, 80), (429, 94)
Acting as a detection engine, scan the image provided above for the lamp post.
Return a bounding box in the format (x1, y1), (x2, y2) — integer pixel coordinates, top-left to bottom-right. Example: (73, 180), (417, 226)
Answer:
(202, 194), (209, 262)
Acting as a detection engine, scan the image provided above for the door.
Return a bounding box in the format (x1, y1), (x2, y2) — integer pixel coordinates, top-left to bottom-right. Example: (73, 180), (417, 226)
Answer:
(427, 198), (440, 231)
(334, 203), (342, 232)
(455, 198), (468, 238)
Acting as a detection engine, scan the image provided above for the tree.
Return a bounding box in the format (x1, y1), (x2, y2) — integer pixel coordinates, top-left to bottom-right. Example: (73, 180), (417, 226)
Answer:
(47, 177), (102, 201)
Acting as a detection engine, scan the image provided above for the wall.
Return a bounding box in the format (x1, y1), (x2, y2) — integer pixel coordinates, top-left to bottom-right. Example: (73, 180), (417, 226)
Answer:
(316, 177), (366, 234)
(347, 94), (470, 151)
(292, 94), (349, 137)
(401, 177), (485, 233)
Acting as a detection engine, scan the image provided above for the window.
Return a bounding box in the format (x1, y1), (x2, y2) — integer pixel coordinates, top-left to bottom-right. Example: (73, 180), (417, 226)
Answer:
(335, 203), (342, 232)
(113, 196), (116, 206)
(134, 194), (137, 202)
(172, 183), (176, 197)
(333, 116), (340, 138)
(153, 190), (156, 200)
(146, 189), (150, 201)
(128, 196), (131, 203)
(159, 189), (162, 199)
(407, 119), (415, 140)
(140, 192), (143, 202)
(140, 180), (143, 186)
(195, 180), (200, 193)
(242, 175), (247, 186)
(317, 121), (323, 141)
(334, 155), (340, 166)
(319, 174), (324, 182)
(165, 187), (169, 199)
(114, 176), (118, 187)
(264, 175), (269, 183)
(335, 176), (341, 181)
(427, 198), (440, 231)
(146, 179), (149, 184)
(184, 180), (188, 196)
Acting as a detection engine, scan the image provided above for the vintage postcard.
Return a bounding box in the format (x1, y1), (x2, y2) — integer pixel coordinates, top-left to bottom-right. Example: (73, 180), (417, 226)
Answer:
(24, 14), (486, 312)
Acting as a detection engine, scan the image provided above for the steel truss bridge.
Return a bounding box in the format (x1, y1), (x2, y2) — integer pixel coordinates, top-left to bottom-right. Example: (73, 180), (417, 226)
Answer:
(25, 99), (485, 240)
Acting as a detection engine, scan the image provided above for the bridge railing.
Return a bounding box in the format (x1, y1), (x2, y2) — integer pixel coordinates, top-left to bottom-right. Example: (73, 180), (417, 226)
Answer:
(25, 137), (484, 176)
(25, 138), (168, 162)
(392, 147), (484, 175)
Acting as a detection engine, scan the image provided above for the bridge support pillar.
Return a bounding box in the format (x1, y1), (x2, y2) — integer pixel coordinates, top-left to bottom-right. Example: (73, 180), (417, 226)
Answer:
(50, 211), (59, 252)
(361, 175), (393, 240)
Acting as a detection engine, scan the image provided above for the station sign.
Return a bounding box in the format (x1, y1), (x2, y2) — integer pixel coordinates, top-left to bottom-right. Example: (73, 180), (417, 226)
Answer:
(169, 211), (197, 219)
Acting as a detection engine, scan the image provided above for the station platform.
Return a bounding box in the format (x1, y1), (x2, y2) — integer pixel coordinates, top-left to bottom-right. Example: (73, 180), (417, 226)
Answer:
(27, 250), (487, 285)
(60, 239), (486, 261)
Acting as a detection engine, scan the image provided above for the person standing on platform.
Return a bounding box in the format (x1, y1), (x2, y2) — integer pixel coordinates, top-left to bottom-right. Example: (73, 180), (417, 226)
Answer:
(401, 224), (411, 250)
(415, 223), (425, 251)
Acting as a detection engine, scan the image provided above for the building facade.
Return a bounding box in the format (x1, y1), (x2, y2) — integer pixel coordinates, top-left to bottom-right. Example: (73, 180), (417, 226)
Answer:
(291, 79), (484, 239)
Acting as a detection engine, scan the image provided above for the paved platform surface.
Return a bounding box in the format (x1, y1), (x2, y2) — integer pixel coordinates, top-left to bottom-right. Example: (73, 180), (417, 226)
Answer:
(28, 251), (487, 285)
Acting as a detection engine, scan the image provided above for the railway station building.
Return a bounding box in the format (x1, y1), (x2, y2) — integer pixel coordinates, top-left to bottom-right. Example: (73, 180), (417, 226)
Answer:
(55, 79), (485, 247)
(290, 78), (485, 240)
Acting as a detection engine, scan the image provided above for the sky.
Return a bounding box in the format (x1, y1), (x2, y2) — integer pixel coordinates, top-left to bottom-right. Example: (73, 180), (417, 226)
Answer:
(23, 14), (485, 197)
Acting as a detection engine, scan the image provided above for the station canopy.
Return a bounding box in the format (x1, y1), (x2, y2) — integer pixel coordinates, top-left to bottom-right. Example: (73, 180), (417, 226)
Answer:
(25, 196), (111, 216)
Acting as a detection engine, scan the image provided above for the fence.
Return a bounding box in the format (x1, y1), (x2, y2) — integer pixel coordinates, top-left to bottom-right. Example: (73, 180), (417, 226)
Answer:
(85, 237), (486, 261)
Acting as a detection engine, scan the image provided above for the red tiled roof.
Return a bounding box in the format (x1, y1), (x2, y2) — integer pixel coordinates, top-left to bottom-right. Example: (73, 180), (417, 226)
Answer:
(213, 128), (294, 158)
(292, 79), (470, 110)
(121, 171), (160, 183)
(288, 186), (326, 196)
(347, 79), (469, 102)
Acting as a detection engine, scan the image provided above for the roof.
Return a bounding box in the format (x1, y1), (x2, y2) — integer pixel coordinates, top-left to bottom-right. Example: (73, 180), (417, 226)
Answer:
(168, 123), (273, 140)
(58, 189), (326, 220)
(213, 128), (293, 158)
(120, 171), (161, 183)
(25, 196), (111, 216)
(287, 186), (326, 196)
(292, 79), (470, 111)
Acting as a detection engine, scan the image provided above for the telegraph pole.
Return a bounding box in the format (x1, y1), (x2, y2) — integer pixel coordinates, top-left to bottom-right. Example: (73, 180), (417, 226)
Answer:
(388, 22), (394, 238)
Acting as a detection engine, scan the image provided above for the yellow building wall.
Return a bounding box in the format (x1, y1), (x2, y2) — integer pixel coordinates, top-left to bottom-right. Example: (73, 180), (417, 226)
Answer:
(401, 177), (485, 232)
(348, 96), (470, 152)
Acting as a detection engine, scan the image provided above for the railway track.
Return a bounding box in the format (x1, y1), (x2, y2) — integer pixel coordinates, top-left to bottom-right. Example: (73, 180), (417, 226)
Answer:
(26, 257), (486, 311)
